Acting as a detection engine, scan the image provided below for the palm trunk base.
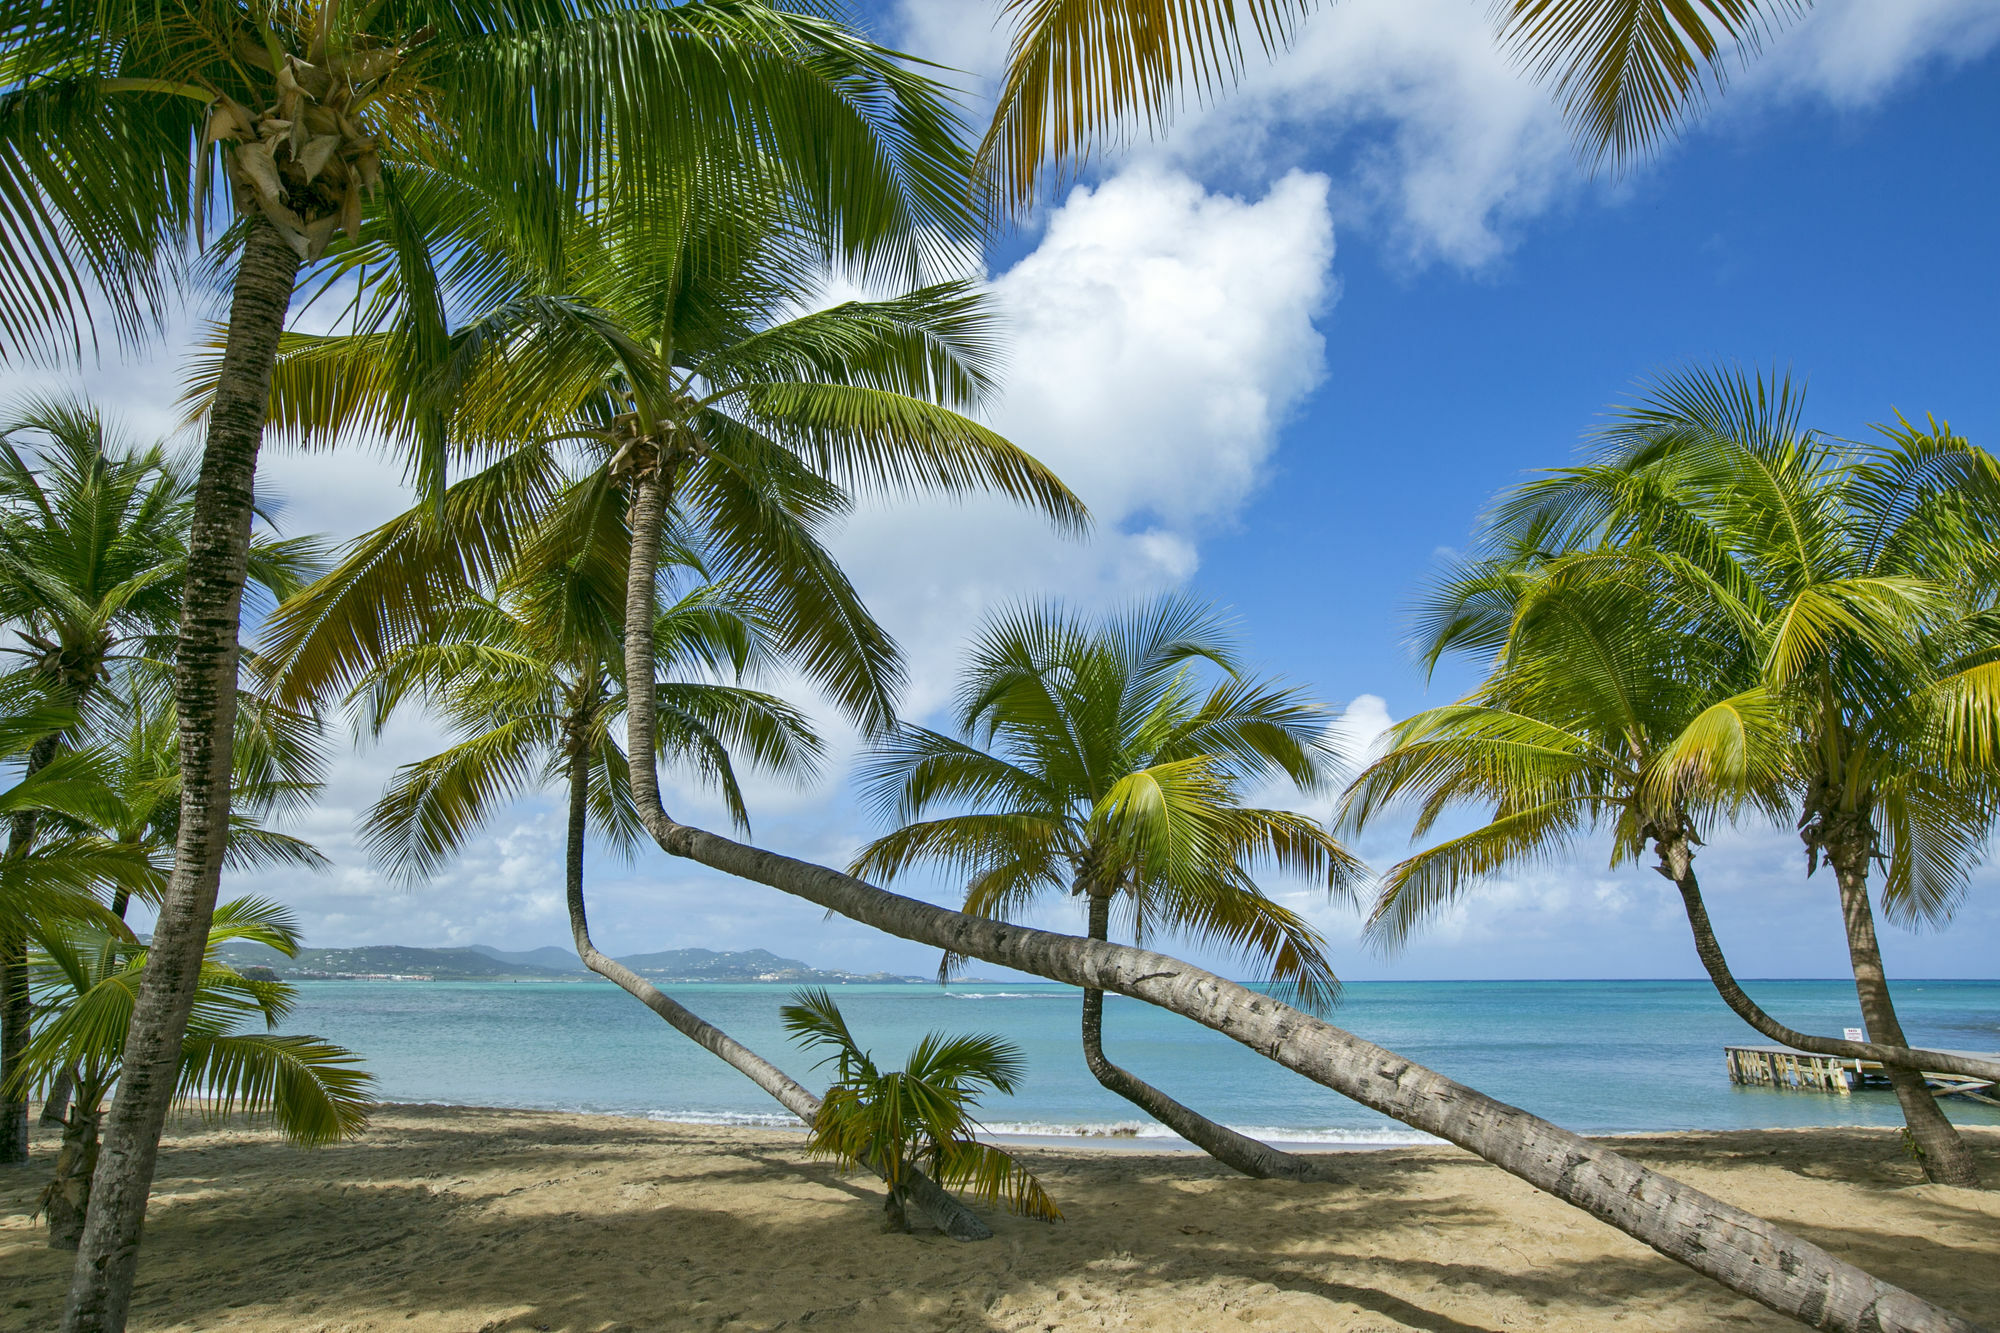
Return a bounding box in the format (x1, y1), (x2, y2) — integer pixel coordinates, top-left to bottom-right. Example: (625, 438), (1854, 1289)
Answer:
(1082, 981), (1324, 1182)
(1886, 1066), (1981, 1187)
(1, 932), (29, 1165)
(44, 1113), (98, 1250)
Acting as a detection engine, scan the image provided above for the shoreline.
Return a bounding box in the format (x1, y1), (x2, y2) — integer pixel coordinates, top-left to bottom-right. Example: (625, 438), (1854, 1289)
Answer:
(6, 1105), (1996, 1331)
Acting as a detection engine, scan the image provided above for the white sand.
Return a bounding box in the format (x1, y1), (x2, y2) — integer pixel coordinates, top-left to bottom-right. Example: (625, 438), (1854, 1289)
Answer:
(3, 1106), (1995, 1331)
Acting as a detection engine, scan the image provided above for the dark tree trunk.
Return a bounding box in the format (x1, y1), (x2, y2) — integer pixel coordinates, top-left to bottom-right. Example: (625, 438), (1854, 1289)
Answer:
(1657, 833), (2000, 1083)
(1080, 891), (1322, 1181)
(560, 732), (989, 1240)
(62, 218), (302, 1333)
(1823, 834), (1980, 1188)
(4, 732), (64, 1164)
(44, 1102), (100, 1251)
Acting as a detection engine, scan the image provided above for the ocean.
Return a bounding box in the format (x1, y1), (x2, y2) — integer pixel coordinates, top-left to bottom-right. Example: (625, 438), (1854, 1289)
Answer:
(286, 978), (2000, 1146)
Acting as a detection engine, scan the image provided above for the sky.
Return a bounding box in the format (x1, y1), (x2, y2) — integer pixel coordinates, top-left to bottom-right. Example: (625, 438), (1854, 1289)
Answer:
(15, 0), (2000, 983)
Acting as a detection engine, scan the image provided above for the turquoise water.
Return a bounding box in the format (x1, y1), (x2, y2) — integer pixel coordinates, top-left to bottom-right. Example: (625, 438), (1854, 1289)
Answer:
(287, 978), (2000, 1145)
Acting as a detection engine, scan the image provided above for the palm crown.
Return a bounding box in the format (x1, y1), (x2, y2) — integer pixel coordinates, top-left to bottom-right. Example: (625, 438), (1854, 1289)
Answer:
(853, 597), (1359, 1010)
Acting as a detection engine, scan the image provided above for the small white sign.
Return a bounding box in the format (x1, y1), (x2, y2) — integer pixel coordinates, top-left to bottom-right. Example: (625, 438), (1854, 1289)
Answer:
(1844, 1027), (1865, 1042)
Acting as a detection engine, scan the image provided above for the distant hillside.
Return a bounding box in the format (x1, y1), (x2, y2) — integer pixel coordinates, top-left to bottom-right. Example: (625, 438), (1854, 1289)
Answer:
(218, 941), (926, 984)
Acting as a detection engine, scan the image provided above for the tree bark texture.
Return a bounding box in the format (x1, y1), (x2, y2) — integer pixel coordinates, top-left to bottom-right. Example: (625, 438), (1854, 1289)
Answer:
(1656, 835), (2000, 1084)
(62, 218), (303, 1333)
(1825, 838), (1980, 1189)
(560, 740), (990, 1240)
(44, 1104), (99, 1251)
(4, 732), (63, 1164)
(1080, 891), (1322, 1181)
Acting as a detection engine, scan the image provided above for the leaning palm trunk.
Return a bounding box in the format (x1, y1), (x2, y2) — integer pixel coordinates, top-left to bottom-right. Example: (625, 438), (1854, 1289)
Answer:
(63, 219), (303, 1333)
(558, 746), (991, 1240)
(1656, 833), (2000, 1085)
(1823, 836), (1980, 1189)
(1080, 892), (1320, 1180)
(619, 471), (1978, 1333)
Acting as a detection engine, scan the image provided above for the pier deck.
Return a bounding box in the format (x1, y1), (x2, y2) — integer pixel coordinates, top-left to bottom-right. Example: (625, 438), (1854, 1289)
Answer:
(1725, 1044), (2000, 1105)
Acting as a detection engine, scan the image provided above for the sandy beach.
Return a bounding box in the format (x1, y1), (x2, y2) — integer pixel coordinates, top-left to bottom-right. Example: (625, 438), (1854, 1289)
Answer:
(3, 1106), (1995, 1332)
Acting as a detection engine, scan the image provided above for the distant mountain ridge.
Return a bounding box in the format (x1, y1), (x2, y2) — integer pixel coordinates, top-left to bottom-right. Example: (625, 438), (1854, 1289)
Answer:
(216, 940), (926, 984)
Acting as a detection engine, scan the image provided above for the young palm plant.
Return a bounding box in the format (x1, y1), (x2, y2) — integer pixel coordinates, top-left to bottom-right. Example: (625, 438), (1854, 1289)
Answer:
(10, 4), (981, 1318)
(1361, 365), (1999, 1187)
(781, 988), (1060, 1232)
(852, 598), (1360, 1181)
(9, 897), (372, 1249)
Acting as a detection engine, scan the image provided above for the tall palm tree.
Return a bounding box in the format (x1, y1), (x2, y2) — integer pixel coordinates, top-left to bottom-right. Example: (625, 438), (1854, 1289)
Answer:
(1371, 366), (1998, 1187)
(851, 598), (1360, 1180)
(0, 395), (317, 1164)
(8, 4), (983, 1320)
(332, 517), (1005, 1239)
(981, 0), (1814, 213)
(10, 896), (372, 1249)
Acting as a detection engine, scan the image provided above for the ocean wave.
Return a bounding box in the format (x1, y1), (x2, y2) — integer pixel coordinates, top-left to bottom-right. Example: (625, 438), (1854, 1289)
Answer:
(979, 1120), (1443, 1147)
(944, 991), (1068, 999)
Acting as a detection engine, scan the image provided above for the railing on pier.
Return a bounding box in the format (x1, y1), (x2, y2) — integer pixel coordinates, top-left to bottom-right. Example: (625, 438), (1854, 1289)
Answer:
(1724, 1044), (1999, 1106)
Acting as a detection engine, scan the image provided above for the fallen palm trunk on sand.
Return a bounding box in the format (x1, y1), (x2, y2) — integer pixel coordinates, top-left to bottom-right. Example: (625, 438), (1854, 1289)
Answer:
(617, 472), (1985, 1332)
(646, 823), (1983, 1332)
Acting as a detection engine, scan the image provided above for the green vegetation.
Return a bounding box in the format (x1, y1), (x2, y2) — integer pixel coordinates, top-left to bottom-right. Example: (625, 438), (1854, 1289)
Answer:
(782, 988), (1060, 1232)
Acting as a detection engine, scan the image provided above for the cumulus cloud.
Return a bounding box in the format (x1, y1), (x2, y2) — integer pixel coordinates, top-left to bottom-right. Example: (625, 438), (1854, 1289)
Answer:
(832, 165), (1337, 715)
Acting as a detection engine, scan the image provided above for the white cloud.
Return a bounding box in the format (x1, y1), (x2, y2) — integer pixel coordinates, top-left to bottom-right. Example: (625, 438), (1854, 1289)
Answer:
(1748, 0), (2000, 106)
(833, 165), (1337, 715)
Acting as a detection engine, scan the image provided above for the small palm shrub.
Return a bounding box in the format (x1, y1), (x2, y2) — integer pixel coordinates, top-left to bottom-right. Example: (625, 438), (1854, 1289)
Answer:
(780, 988), (1061, 1232)
(10, 897), (374, 1248)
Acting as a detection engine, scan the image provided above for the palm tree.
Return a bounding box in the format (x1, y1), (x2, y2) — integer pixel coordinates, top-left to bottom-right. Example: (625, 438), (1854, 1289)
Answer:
(1388, 365), (1999, 1187)
(1344, 546), (2000, 1092)
(9, 896), (373, 1249)
(0, 395), (317, 1164)
(851, 598), (1360, 1180)
(10, 4), (983, 1319)
(335, 521), (1006, 1241)
(781, 988), (1060, 1232)
(980, 0), (1815, 213)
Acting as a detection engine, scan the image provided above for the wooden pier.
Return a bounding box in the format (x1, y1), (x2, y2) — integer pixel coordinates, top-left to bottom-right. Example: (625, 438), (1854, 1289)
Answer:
(1725, 1045), (2000, 1106)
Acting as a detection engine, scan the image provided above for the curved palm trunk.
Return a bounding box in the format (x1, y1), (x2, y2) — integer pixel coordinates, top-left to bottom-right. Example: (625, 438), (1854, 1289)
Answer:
(1823, 836), (1980, 1189)
(560, 739), (989, 1240)
(44, 1087), (104, 1251)
(4, 732), (64, 1163)
(63, 218), (303, 1333)
(1656, 834), (2000, 1084)
(619, 472), (1977, 1332)
(1080, 892), (1320, 1180)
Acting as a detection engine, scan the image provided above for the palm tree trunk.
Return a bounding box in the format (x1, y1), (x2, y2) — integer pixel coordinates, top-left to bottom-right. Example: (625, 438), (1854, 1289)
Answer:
(560, 737), (990, 1240)
(1657, 833), (2000, 1083)
(44, 1100), (99, 1251)
(617, 478), (1978, 1332)
(62, 217), (303, 1333)
(1823, 835), (1980, 1188)
(4, 732), (64, 1164)
(1080, 891), (1321, 1180)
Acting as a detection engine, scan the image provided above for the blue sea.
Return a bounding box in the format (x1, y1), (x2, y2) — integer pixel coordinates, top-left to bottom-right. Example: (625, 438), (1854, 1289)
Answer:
(286, 978), (2000, 1146)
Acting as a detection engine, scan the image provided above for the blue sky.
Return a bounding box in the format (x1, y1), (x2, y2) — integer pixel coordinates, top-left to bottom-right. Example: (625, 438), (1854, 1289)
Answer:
(21, 1), (2000, 984)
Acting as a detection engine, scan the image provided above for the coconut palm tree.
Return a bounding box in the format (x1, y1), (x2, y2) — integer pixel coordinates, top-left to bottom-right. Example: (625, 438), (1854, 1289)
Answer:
(8, 896), (372, 1249)
(781, 987), (1060, 1232)
(9, 5), (983, 1318)
(1382, 365), (2000, 1187)
(980, 0), (1816, 213)
(851, 598), (1359, 1180)
(1344, 544), (2000, 1094)
(0, 395), (319, 1164)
